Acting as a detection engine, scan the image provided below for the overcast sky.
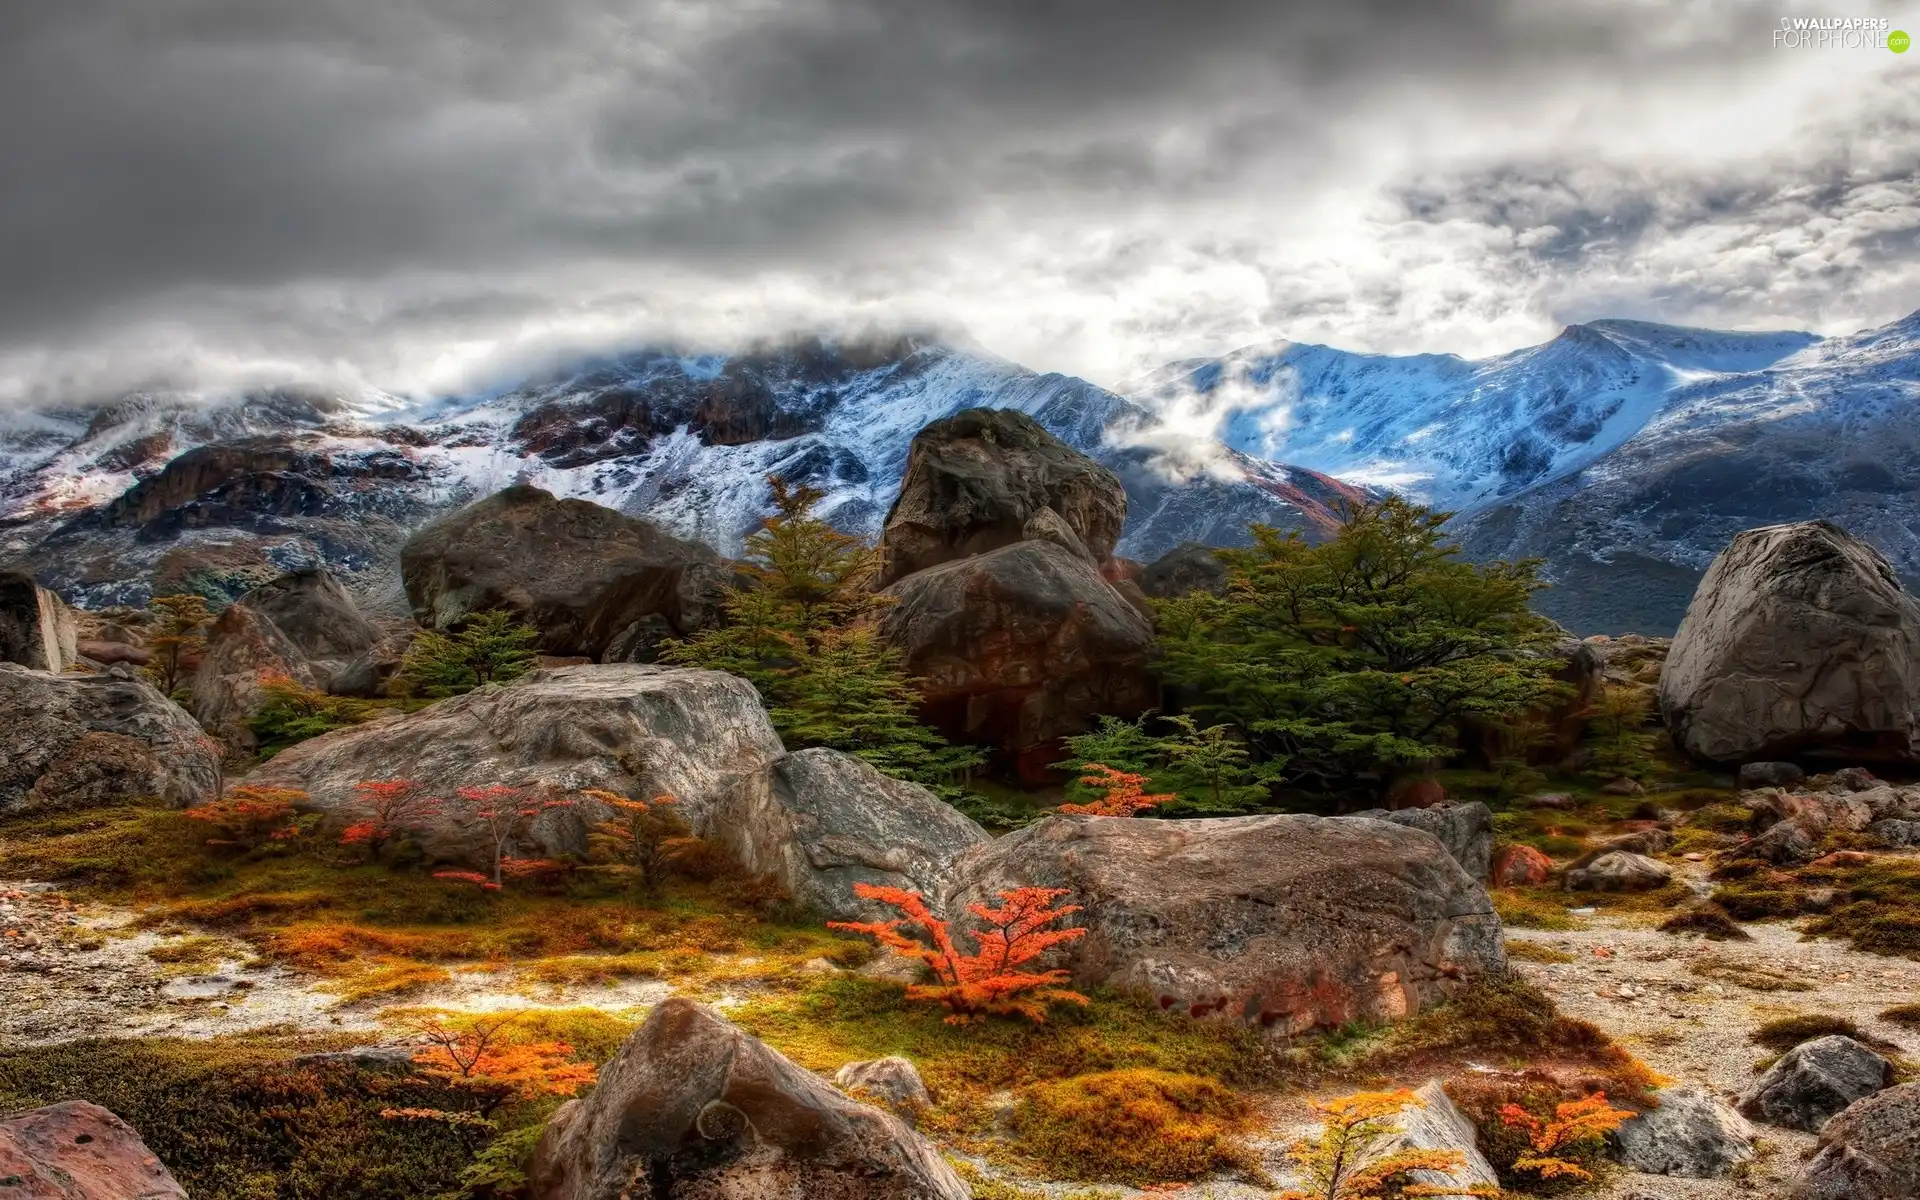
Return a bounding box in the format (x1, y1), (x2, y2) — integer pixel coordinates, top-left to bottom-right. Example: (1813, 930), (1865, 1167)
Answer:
(2, 0), (1918, 405)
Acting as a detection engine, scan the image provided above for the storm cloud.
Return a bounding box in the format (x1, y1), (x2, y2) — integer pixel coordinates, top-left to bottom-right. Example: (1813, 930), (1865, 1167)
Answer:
(1, 0), (1916, 404)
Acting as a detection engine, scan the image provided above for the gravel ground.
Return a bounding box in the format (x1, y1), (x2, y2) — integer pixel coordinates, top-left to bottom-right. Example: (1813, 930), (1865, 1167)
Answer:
(1508, 899), (1920, 1200)
(0, 880), (669, 1045)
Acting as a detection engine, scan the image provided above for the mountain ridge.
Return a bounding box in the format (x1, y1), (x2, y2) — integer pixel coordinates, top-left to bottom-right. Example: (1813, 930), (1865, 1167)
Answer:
(4, 309), (1916, 634)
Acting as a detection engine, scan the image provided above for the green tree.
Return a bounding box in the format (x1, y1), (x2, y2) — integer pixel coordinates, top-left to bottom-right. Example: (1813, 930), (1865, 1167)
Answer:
(1582, 684), (1661, 782)
(1054, 713), (1274, 815)
(392, 610), (540, 699)
(667, 476), (983, 795)
(1154, 497), (1566, 798)
(143, 592), (213, 696)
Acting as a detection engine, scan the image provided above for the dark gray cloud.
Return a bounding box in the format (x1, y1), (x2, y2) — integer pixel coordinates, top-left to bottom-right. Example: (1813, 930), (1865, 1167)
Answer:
(0, 0), (1915, 403)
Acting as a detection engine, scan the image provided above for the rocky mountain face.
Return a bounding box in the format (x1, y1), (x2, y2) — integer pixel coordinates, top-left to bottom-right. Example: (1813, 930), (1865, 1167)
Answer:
(5, 311), (1916, 635)
(0, 337), (1362, 612)
(1145, 312), (1920, 634)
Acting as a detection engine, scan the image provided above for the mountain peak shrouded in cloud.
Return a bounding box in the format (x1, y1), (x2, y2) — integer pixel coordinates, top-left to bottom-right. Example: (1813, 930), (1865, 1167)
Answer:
(2, 1), (1919, 407)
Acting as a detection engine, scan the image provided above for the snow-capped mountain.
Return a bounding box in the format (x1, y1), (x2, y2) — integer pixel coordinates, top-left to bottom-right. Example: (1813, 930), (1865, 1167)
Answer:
(1132, 312), (1920, 633)
(0, 335), (1361, 610)
(8, 311), (1915, 633)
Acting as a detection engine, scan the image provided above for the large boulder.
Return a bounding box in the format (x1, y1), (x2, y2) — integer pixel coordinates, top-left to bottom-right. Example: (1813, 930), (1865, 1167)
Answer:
(1351, 803), (1494, 881)
(711, 747), (988, 921)
(1659, 521), (1920, 763)
(193, 569), (382, 741)
(0, 663), (221, 814)
(1140, 542), (1231, 598)
(190, 568), (383, 750)
(877, 408), (1126, 586)
(1737, 1035), (1893, 1132)
(1793, 1082), (1920, 1199)
(400, 485), (732, 660)
(527, 998), (967, 1200)
(0, 1100), (186, 1199)
(247, 664), (785, 863)
(0, 571), (77, 674)
(1612, 1085), (1757, 1178)
(939, 813), (1505, 1034)
(878, 540), (1155, 771)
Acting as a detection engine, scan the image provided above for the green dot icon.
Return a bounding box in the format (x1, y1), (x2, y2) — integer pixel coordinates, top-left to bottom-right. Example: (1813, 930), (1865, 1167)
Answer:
(1892, 29), (1912, 52)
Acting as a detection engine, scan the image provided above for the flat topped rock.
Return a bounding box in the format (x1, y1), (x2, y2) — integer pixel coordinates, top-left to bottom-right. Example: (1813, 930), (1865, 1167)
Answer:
(941, 812), (1504, 1035)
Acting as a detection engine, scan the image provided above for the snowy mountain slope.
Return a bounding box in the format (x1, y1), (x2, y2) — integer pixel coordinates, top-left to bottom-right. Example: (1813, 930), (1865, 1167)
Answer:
(0, 336), (1355, 608)
(1135, 321), (1822, 506)
(1453, 310), (1920, 633)
(1130, 310), (1920, 634)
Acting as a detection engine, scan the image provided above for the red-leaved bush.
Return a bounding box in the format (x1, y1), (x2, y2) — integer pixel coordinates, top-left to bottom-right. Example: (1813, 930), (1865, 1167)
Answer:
(1058, 764), (1173, 818)
(437, 785), (574, 888)
(340, 778), (442, 858)
(183, 785), (310, 852)
(830, 883), (1089, 1024)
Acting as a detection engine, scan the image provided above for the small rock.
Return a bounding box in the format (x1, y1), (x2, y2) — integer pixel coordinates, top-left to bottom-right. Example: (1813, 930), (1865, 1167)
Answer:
(1394, 1081), (1503, 1196)
(1527, 792), (1577, 810)
(1737, 1035), (1893, 1132)
(1613, 1085), (1757, 1178)
(1565, 851), (1672, 893)
(1830, 767), (1880, 793)
(1601, 777), (1646, 795)
(1489, 844), (1554, 888)
(834, 1057), (933, 1116)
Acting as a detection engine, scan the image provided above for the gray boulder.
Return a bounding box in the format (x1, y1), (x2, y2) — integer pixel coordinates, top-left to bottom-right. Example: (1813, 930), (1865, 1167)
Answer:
(1395, 1081), (1502, 1198)
(940, 813), (1505, 1036)
(1351, 803), (1494, 881)
(247, 664), (785, 865)
(711, 747), (988, 921)
(1613, 1085), (1757, 1178)
(834, 1057), (933, 1116)
(527, 998), (966, 1200)
(0, 1099), (187, 1199)
(0, 663), (221, 814)
(877, 407), (1126, 587)
(1741, 761), (1806, 789)
(1658, 521), (1920, 763)
(1793, 1082), (1920, 1200)
(1565, 850), (1672, 892)
(401, 484), (732, 660)
(1870, 818), (1920, 847)
(1737, 1035), (1893, 1132)
(0, 571), (77, 673)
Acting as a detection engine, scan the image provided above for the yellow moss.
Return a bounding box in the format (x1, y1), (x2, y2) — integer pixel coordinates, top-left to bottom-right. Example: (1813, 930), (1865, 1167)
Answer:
(329, 963), (453, 1006)
(1010, 1069), (1259, 1185)
(1495, 889), (1585, 931)
(1505, 940), (1576, 964)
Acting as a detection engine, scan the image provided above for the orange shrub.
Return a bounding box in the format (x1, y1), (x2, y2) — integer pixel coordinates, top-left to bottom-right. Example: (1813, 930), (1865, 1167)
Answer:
(830, 883), (1088, 1024)
(1058, 764), (1173, 818)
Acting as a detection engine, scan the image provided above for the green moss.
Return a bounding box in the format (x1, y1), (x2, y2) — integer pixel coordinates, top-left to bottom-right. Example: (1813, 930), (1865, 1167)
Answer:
(1803, 859), (1920, 956)
(0, 1035), (487, 1199)
(1750, 1014), (1897, 1055)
